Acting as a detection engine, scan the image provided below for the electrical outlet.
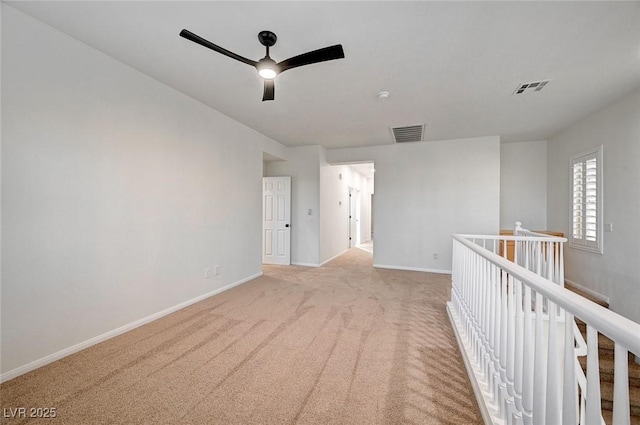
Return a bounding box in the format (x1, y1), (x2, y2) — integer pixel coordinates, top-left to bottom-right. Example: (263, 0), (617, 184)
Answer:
(433, 253), (438, 260)
(604, 222), (613, 232)
(205, 268), (212, 279)
(214, 265), (220, 276)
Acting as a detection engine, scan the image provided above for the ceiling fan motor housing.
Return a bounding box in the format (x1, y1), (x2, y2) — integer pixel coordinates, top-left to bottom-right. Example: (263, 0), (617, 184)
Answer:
(258, 31), (277, 47)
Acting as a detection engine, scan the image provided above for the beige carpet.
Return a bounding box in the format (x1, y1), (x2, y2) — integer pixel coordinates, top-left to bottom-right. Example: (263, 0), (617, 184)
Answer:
(0, 248), (482, 425)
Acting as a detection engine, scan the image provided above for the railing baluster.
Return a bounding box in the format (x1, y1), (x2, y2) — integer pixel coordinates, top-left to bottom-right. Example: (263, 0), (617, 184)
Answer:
(493, 260), (503, 406)
(613, 343), (630, 425)
(535, 241), (542, 275)
(499, 265), (509, 419)
(522, 285), (534, 425)
(559, 242), (564, 287)
(472, 254), (479, 359)
(546, 241), (553, 283)
(503, 239), (508, 260)
(545, 300), (561, 424)
(479, 255), (485, 374)
(553, 242), (560, 285)
(585, 325), (602, 425)
(562, 311), (578, 425)
(482, 257), (491, 381)
(507, 274), (516, 400)
(533, 290), (547, 425)
(488, 260), (497, 404)
(514, 277), (524, 418)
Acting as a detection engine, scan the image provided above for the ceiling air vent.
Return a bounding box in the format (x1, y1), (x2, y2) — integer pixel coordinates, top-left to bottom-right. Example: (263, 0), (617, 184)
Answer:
(513, 80), (550, 95)
(391, 124), (424, 143)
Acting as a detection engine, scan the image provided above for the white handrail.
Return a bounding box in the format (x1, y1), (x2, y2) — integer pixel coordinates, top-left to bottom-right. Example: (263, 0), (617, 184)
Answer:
(448, 232), (640, 425)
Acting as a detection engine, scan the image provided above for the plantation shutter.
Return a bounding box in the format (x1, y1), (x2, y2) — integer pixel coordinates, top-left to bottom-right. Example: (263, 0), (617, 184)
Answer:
(570, 147), (602, 252)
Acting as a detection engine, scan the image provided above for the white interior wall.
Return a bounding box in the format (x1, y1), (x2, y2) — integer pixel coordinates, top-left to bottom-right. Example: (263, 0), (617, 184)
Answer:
(264, 146), (321, 266)
(1, 6), (286, 377)
(319, 164), (349, 263)
(500, 140), (548, 230)
(547, 88), (640, 324)
(327, 136), (501, 273)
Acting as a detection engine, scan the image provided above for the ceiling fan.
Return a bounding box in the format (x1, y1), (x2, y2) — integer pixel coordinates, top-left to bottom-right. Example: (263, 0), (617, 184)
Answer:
(180, 29), (345, 101)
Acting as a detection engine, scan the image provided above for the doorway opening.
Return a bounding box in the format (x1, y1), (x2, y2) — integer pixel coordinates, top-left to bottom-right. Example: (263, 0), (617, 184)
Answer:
(343, 162), (374, 254)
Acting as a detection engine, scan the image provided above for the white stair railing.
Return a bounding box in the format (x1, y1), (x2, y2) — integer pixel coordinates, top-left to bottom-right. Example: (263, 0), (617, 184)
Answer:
(447, 231), (640, 425)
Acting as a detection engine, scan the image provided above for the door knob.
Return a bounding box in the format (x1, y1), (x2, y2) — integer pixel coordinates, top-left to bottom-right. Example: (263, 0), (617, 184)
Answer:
(285, 224), (290, 228)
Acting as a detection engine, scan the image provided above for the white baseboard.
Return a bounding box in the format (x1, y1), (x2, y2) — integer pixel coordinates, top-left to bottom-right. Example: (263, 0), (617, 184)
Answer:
(0, 272), (262, 384)
(320, 249), (348, 266)
(564, 278), (610, 304)
(373, 263), (452, 275)
(291, 249), (349, 268)
(291, 262), (320, 268)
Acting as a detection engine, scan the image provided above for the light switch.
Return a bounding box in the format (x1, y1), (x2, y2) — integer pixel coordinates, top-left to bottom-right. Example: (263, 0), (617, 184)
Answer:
(604, 222), (613, 232)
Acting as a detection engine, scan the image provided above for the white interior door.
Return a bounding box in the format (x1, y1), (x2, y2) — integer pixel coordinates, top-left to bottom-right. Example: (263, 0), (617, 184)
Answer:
(263, 176), (291, 265)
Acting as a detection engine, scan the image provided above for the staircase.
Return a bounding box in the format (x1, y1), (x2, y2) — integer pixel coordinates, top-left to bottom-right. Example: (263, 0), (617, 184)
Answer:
(567, 283), (640, 425)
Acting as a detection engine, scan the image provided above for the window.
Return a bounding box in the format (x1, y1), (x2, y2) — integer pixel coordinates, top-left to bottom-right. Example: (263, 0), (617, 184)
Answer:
(570, 146), (603, 253)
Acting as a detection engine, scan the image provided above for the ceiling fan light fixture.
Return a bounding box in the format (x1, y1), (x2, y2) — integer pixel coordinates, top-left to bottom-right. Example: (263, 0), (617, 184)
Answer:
(257, 57), (278, 79)
(258, 68), (277, 79)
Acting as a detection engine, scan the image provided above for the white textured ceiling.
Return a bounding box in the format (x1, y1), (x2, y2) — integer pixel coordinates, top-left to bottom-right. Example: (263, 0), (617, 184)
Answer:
(6, 1), (640, 149)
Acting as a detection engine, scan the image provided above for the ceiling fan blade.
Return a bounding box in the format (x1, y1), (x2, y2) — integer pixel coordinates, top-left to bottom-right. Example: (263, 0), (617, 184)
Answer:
(262, 80), (275, 101)
(180, 29), (258, 67)
(278, 44), (344, 73)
